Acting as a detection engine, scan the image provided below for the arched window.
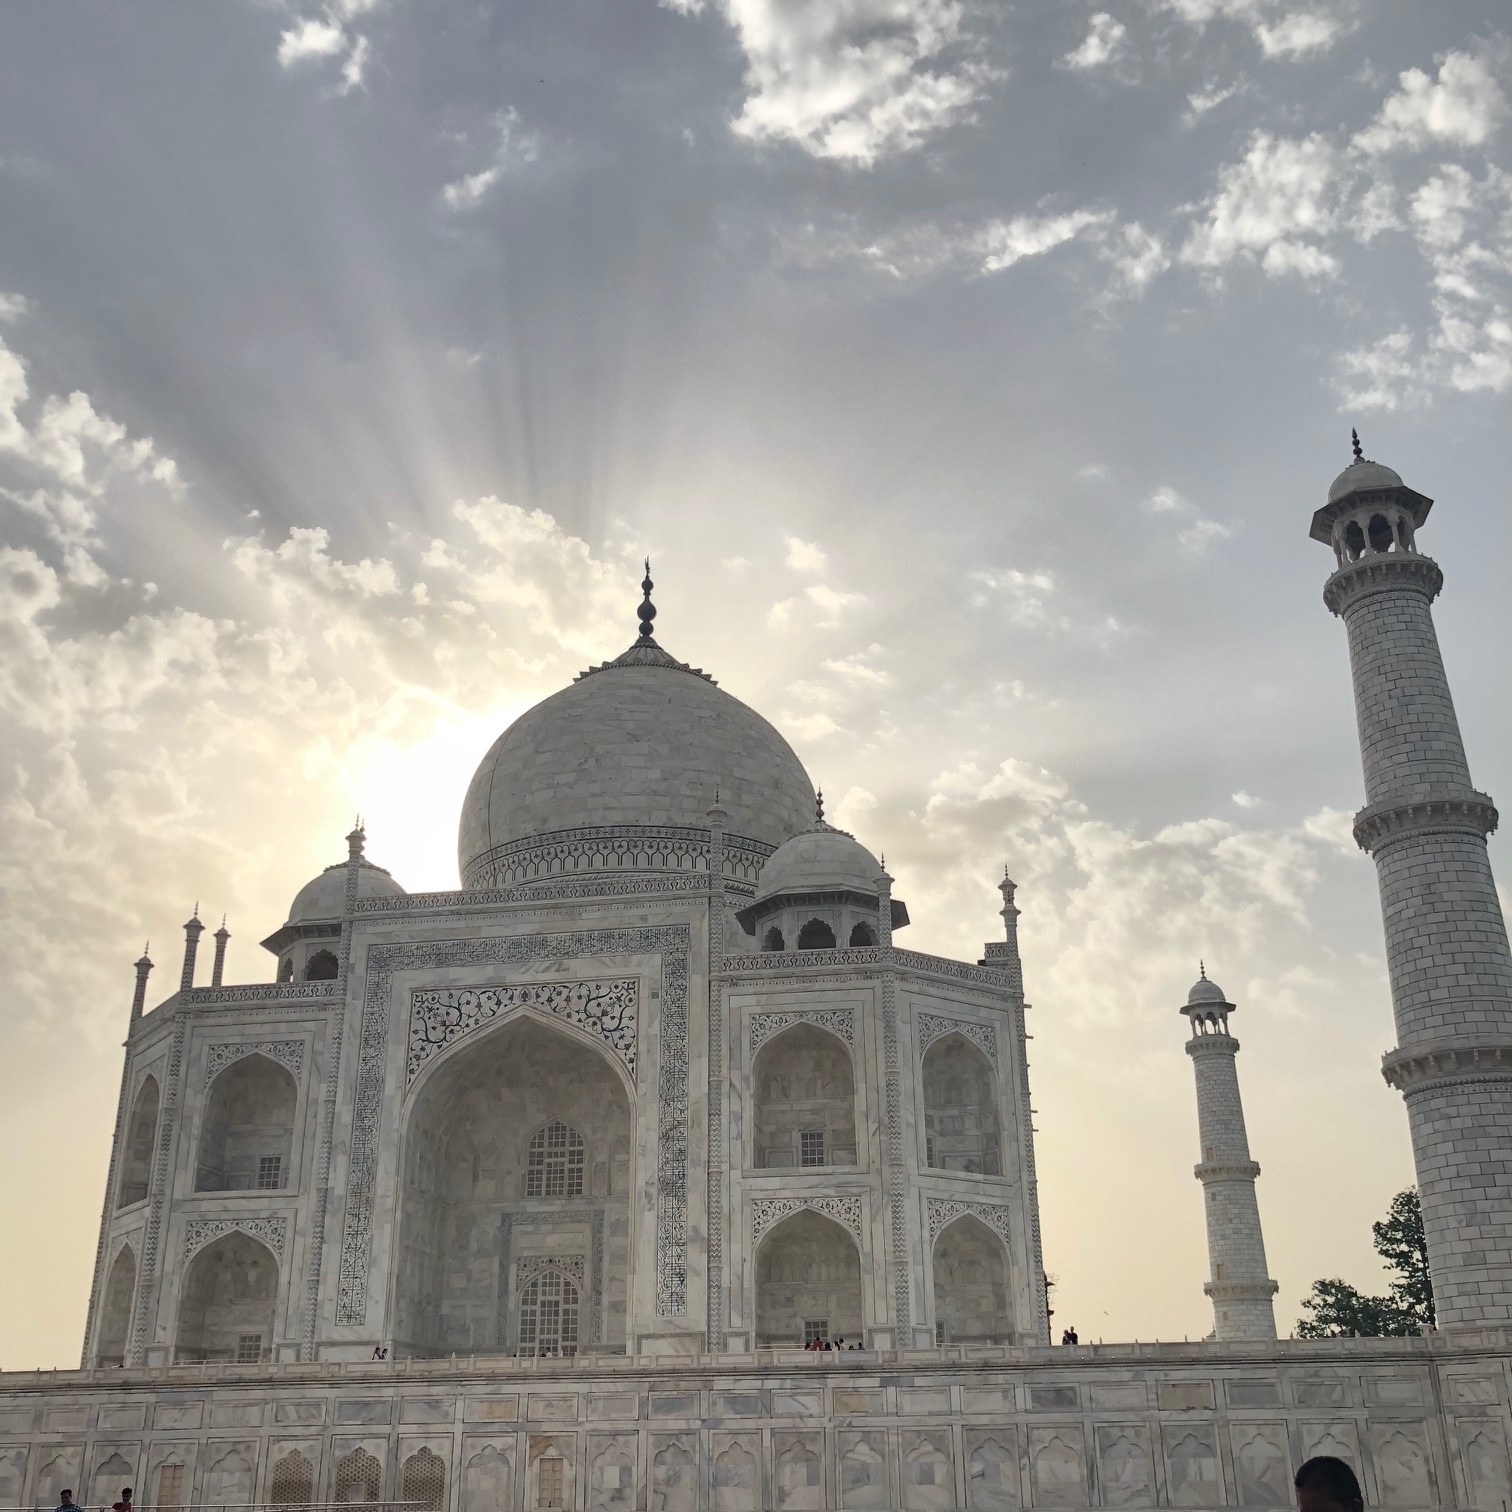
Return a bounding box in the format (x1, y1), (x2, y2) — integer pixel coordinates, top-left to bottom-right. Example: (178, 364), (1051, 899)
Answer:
(117, 1075), (159, 1207)
(756, 1209), (863, 1345)
(762, 926), (785, 951)
(517, 1267), (580, 1356)
(400, 1450), (446, 1512)
(797, 918), (836, 949)
(752, 1023), (857, 1169)
(1342, 519), (1367, 560)
(175, 1230), (278, 1363)
(525, 1119), (585, 1198)
(848, 921), (875, 947)
(270, 1450), (314, 1508)
(922, 1034), (1001, 1175)
(196, 1054), (297, 1192)
(932, 1214), (1012, 1343)
(333, 1450), (380, 1505)
(305, 949), (338, 981)
(1368, 513), (1394, 553)
(277, 957), (294, 982)
(96, 1244), (136, 1366)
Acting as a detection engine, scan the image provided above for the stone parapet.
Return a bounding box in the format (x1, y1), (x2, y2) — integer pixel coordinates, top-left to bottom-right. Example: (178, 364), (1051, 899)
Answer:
(1324, 551), (1444, 614)
(1354, 792), (1500, 853)
(1383, 1042), (1512, 1093)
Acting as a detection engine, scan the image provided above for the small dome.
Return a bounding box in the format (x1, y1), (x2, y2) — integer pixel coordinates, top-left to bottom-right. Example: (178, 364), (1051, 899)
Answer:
(756, 826), (883, 901)
(287, 858), (405, 923)
(1327, 458), (1404, 505)
(1187, 974), (1228, 1006)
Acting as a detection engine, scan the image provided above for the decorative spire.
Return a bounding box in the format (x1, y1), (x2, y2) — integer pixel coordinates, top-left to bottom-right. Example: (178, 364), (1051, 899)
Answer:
(636, 558), (658, 646)
(211, 915), (231, 988)
(347, 817), (366, 861)
(130, 945), (155, 1024)
(1199, 959), (1207, 980)
(815, 787), (825, 827)
(1351, 427), (1364, 464)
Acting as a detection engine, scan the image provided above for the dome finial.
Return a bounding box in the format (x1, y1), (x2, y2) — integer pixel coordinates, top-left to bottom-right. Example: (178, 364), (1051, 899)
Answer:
(815, 786), (825, 827)
(1199, 959), (1207, 980)
(1351, 427), (1363, 464)
(637, 558), (658, 645)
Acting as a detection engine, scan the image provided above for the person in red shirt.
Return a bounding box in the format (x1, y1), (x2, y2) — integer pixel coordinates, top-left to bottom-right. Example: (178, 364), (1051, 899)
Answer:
(112, 1488), (133, 1512)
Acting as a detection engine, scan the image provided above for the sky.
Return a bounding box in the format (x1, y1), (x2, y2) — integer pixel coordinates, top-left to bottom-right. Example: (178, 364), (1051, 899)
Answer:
(0, 0), (1509, 1368)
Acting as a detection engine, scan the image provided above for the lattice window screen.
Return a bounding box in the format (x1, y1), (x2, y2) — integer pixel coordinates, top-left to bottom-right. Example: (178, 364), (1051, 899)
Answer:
(333, 1449), (380, 1504)
(400, 1450), (446, 1512)
(525, 1119), (585, 1198)
(270, 1451), (314, 1507)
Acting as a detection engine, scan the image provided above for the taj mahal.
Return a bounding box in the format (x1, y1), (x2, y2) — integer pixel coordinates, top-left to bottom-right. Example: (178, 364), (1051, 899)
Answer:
(2, 442), (1512, 1511)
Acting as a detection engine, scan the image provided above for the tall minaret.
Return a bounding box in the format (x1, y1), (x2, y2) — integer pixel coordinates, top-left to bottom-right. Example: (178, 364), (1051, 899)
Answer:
(1314, 435), (1512, 1328)
(1181, 970), (1278, 1341)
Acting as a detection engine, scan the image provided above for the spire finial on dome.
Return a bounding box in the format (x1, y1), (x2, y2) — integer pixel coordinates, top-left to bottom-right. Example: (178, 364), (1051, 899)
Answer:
(815, 787), (825, 827)
(636, 558), (658, 646)
(1199, 959), (1207, 980)
(1351, 428), (1364, 464)
(347, 816), (366, 860)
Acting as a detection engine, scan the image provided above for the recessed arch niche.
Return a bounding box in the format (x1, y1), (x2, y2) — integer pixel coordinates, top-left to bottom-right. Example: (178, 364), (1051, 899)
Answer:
(755, 1209), (863, 1346)
(751, 1023), (857, 1170)
(117, 1075), (159, 1207)
(394, 1014), (633, 1356)
(932, 1215), (1012, 1344)
(921, 1033), (1001, 1175)
(96, 1243), (136, 1366)
(195, 1053), (297, 1192)
(174, 1230), (278, 1363)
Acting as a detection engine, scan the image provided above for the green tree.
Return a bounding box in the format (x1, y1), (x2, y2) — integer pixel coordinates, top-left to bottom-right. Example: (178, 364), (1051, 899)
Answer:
(1295, 1188), (1435, 1338)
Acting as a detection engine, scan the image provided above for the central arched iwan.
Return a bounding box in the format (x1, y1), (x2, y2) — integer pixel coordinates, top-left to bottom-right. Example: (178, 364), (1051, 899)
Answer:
(752, 1023), (857, 1170)
(755, 1208), (862, 1346)
(394, 1015), (633, 1356)
(932, 1214), (1012, 1344)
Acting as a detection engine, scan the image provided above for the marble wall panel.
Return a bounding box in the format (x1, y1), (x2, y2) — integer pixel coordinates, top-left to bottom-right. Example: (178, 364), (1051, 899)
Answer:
(587, 1431), (637, 1509)
(1030, 1427), (1086, 1508)
(460, 1441), (515, 1512)
(838, 1428), (889, 1509)
(98, 1405), (146, 1430)
(32, 1449), (83, 1508)
(901, 1387), (952, 1414)
(210, 1399), (264, 1427)
(1449, 1377), (1502, 1406)
(1366, 1377), (1426, 1406)
(337, 1397), (393, 1423)
(964, 1427), (1021, 1512)
(1097, 1423), (1157, 1508)
(0, 1446), (27, 1507)
(1231, 1422), (1290, 1506)
(203, 1443), (256, 1506)
(774, 1430), (826, 1510)
(526, 1434), (575, 1512)
(1092, 1383), (1148, 1411)
(710, 1433), (762, 1512)
(1298, 1420), (1361, 1468)
(152, 1402), (202, 1430)
(649, 1434), (698, 1512)
(1162, 1423), (1222, 1508)
(771, 1389), (823, 1419)
(464, 1395), (519, 1422)
(900, 1429), (954, 1512)
(1369, 1421), (1436, 1507)
(1157, 1381), (1214, 1411)
(401, 1397), (456, 1424)
(1456, 1419), (1512, 1512)
(274, 1399), (325, 1425)
(713, 1392), (763, 1417)
(834, 1388), (885, 1416)
(1227, 1380), (1281, 1408)
(1294, 1379), (1352, 1408)
(89, 1447), (138, 1508)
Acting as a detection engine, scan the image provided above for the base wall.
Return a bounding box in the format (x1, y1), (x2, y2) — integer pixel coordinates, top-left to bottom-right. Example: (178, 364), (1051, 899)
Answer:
(5, 1337), (1512, 1511)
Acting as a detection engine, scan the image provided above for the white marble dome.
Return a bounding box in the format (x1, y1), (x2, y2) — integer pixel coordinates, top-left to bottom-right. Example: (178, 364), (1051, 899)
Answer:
(1186, 974), (1229, 1006)
(287, 857), (405, 923)
(756, 825), (882, 901)
(458, 644), (816, 888)
(1327, 458), (1404, 504)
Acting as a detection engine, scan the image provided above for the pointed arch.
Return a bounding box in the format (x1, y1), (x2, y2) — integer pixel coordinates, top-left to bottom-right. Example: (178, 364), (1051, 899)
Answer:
(400, 1449), (446, 1512)
(333, 1449), (381, 1505)
(96, 1243), (137, 1366)
(762, 926), (785, 952)
(755, 1208), (863, 1346)
(196, 1052), (297, 1192)
(751, 1021), (857, 1170)
(305, 949), (339, 981)
(517, 1264), (581, 1357)
(922, 1032), (1001, 1175)
(797, 918), (836, 949)
(117, 1075), (159, 1207)
(932, 1213), (1012, 1344)
(174, 1229), (278, 1363)
(848, 921), (875, 947)
(270, 1449), (315, 1508)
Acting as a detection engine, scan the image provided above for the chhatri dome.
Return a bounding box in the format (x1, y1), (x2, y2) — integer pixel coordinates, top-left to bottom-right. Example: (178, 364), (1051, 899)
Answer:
(458, 563), (816, 888)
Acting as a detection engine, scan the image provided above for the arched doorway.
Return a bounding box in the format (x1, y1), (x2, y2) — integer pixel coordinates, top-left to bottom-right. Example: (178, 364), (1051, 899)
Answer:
(921, 1034), (1001, 1175)
(755, 1209), (862, 1346)
(932, 1215), (1011, 1344)
(751, 1024), (857, 1169)
(96, 1244), (136, 1366)
(117, 1076), (159, 1207)
(195, 1054), (297, 1192)
(174, 1230), (278, 1363)
(394, 1016), (633, 1356)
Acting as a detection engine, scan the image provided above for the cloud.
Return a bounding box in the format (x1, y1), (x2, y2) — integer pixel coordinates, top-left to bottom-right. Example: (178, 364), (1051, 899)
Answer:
(1144, 486), (1233, 553)
(1253, 11), (1344, 58)
(688, 0), (986, 165)
(1231, 790), (1261, 808)
(1063, 13), (1128, 70)
(277, 18), (346, 65)
(1184, 80), (1245, 125)
(1102, 222), (1170, 296)
(442, 108), (541, 211)
(274, 4), (377, 93)
(981, 209), (1115, 273)
(1355, 46), (1508, 154)
(785, 536), (827, 574)
(1181, 131), (1339, 277)
(823, 647), (892, 686)
(0, 293), (28, 325)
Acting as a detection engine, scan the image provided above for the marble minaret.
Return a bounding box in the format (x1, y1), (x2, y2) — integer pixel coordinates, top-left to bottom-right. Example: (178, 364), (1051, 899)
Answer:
(1315, 435), (1512, 1328)
(1182, 970), (1278, 1340)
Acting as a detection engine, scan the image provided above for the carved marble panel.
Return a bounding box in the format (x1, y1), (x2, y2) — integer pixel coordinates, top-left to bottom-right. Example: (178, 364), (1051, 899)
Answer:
(752, 1195), (864, 1243)
(711, 1435), (762, 1512)
(587, 1432), (636, 1510)
(205, 1040), (304, 1084)
(902, 1431), (955, 1512)
(839, 1430), (889, 1510)
(1458, 1420), (1512, 1512)
(1163, 1425), (1221, 1508)
(917, 1011), (996, 1060)
(927, 1197), (1014, 1247)
(1370, 1422), (1435, 1508)
(966, 1429), (1021, 1511)
(1232, 1423), (1290, 1506)
(649, 1436), (698, 1512)
(750, 1008), (855, 1055)
(775, 1432), (826, 1511)
(462, 1443), (513, 1512)
(1031, 1428), (1086, 1509)
(1097, 1424), (1156, 1508)
(183, 1215), (289, 1261)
